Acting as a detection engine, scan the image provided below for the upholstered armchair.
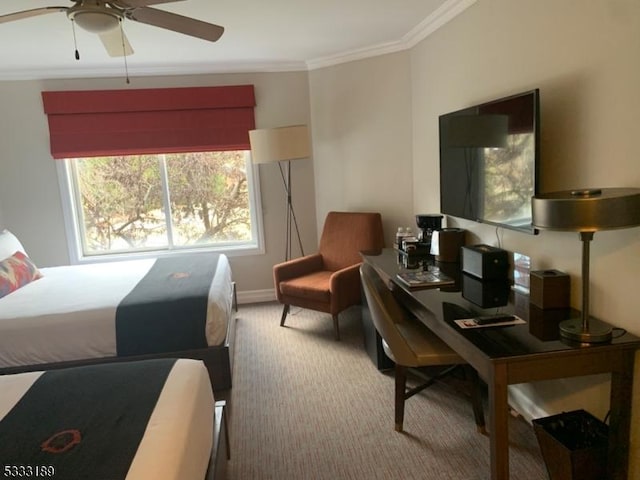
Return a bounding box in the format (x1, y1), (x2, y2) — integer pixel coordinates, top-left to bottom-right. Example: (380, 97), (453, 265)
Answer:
(273, 211), (384, 340)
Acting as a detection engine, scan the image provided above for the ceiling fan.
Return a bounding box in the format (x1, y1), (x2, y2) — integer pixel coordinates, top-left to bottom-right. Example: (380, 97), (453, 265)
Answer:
(0, 0), (224, 57)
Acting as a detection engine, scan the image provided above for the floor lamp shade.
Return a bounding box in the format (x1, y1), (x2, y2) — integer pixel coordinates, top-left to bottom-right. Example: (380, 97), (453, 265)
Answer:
(532, 187), (640, 343)
(249, 125), (310, 164)
(248, 125), (311, 261)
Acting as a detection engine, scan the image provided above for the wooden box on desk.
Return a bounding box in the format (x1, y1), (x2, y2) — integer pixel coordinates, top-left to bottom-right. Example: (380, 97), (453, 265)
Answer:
(530, 270), (570, 309)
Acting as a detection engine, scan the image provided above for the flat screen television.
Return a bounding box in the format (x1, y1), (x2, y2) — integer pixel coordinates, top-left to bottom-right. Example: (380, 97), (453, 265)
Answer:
(439, 89), (540, 235)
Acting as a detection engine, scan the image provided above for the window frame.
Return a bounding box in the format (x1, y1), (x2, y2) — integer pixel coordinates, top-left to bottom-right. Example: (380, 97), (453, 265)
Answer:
(56, 152), (265, 264)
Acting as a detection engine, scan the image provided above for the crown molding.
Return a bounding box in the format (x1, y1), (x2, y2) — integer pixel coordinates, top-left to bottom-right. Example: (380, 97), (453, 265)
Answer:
(306, 0), (477, 71)
(0, 0), (476, 80)
(0, 60), (308, 81)
(403, 0), (477, 48)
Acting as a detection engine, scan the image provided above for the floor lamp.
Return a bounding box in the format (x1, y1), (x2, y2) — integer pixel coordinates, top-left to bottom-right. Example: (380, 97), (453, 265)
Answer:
(532, 187), (640, 343)
(249, 125), (311, 261)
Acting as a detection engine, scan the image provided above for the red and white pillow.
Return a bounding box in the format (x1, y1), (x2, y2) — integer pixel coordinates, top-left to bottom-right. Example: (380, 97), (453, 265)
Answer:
(0, 231), (42, 299)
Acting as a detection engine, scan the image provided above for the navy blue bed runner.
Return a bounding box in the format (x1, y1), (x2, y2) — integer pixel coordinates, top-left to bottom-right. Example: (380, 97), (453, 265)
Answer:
(0, 358), (177, 480)
(116, 253), (220, 356)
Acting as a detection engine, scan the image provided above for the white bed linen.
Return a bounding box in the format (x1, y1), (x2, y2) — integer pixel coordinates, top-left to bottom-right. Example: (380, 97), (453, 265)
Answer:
(0, 359), (214, 480)
(0, 255), (232, 369)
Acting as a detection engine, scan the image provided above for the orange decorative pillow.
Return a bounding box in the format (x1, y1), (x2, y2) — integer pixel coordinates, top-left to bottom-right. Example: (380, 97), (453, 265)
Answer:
(0, 251), (42, 299)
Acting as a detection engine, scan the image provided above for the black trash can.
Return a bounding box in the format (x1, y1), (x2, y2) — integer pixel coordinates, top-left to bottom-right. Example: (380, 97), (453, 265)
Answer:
(532, 409), (608, 480)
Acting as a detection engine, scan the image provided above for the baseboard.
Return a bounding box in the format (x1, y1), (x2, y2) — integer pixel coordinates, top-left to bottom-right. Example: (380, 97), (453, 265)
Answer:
(508, 385), (550, 424)
(236, 289), (276, 305)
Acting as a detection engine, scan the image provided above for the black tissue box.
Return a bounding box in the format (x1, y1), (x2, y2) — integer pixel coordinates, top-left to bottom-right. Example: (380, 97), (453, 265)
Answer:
(461, 244), (509, 280)
(461, 273), (510, 308)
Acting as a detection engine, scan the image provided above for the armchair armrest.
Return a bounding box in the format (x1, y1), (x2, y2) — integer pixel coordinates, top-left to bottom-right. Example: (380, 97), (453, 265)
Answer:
(329, 262), (363, 313)
(273, 253), (324, 284)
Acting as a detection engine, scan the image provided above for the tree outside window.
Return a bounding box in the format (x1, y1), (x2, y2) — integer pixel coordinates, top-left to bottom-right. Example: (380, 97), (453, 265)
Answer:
(69, 150), (257, 257)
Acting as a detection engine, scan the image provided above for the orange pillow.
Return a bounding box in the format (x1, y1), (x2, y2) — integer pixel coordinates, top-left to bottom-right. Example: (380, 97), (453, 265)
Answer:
(0, 251), (42, 299)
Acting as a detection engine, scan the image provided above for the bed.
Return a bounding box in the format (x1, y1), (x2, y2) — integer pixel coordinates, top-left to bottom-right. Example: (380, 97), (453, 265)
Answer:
(0, 229), (237, 392)
(0, 358), (229, 480)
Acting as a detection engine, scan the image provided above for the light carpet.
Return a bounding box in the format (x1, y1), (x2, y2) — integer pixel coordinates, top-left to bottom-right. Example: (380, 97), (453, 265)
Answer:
(223, 302), (548, 480)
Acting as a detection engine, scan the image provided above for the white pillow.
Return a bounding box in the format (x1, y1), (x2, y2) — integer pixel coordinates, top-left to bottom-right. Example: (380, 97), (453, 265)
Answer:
(0, 230), (26, 261)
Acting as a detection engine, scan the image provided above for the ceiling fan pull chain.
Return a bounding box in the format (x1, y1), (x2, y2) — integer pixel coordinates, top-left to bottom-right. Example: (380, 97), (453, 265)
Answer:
(119, 20), (130, 84)
(71, 19), (80, 60)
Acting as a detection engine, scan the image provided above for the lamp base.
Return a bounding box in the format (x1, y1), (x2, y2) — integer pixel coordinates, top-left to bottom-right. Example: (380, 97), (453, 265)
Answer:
(559, 317), (613, 344)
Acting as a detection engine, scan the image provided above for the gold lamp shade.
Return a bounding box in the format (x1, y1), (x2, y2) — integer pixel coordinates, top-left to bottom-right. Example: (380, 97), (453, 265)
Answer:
(531, 187), (640, 343)
(532, 188), (640, 232)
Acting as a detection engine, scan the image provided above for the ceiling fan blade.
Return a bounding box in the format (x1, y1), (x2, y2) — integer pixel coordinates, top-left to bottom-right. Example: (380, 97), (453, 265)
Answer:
(127, 7), (224, 42)
(112, 0), (186, 7)
(0, 7), (67, 24)
(99, 28), (134, 57)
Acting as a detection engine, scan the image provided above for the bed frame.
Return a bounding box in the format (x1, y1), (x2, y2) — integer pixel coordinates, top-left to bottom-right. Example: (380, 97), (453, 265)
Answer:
(208, 400), (230, 480)
(0, 302), (238, 393)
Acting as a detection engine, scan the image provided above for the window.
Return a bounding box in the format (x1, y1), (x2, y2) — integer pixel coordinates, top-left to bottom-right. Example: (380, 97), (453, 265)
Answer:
(42, 85), (261, 262)
(59, 150), (263, 262)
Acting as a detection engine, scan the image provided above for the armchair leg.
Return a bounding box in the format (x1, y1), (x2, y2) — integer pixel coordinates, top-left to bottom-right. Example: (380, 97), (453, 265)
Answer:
(332, 314), (340, 341)
(395, 364), (408, 432)
(280, 304), (290, 327)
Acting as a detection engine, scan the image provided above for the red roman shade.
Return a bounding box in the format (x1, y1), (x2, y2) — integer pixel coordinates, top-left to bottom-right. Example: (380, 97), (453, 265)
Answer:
(42, 85), (256, 159)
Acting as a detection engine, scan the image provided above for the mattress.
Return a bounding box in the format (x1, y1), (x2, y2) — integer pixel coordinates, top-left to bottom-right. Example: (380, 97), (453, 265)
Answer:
(0, 254), (233, 369)
(0, 358), (214, 480)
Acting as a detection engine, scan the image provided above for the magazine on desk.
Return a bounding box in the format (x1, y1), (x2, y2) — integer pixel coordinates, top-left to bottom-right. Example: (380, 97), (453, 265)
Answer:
(395, 269), (455, 288)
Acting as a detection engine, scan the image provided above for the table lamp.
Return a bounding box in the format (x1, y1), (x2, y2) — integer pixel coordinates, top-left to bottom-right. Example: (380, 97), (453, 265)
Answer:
(532, 187), (640, 343)
(249, 125), (310, 261)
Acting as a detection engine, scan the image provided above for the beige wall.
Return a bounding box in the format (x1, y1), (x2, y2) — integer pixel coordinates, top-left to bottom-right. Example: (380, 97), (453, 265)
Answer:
(0, 71), (317, 294)
(309, 0), (640, 473)
(308, 52), (414, 244)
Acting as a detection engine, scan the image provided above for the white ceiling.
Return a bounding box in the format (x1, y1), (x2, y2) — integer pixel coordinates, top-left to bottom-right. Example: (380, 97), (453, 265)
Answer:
(0, 0), (473, 81)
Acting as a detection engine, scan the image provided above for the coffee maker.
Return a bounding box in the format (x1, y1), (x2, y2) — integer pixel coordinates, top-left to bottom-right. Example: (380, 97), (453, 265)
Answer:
(415, 214), (443, 249)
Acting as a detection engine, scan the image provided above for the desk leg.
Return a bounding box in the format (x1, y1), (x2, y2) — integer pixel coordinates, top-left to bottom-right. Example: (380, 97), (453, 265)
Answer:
(489, 363), (509, 480)
(608, 350), (635, 480)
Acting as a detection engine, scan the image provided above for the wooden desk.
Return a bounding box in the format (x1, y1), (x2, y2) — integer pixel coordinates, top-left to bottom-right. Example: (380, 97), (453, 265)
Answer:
(362, 249), (639, 480)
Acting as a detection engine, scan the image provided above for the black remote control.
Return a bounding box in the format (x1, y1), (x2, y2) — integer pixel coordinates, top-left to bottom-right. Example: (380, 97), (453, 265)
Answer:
(474, 314), (516, 325)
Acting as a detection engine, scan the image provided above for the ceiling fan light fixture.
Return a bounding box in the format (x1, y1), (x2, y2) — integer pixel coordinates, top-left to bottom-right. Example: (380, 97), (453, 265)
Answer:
(71, 11), (121, 34)
(3, 0), (226, 61)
